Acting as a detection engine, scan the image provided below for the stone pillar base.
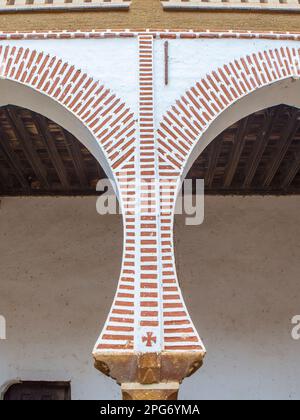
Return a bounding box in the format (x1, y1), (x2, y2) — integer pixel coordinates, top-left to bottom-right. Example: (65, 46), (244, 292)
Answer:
(121, 382), (179, 400)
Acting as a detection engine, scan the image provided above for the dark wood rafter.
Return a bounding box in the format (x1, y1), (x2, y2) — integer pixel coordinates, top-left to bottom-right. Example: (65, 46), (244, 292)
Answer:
(0, 124), (30, 191)
(5, 106), (50, 189)
(281, 149), (300, 189)
(261, 108), (300, 187)
(205, 134), (222, 188)
(32, 114), (70, 190)
(1, 104), (300, 196)
(0, 105), (105, 196)
(223, 115), (251, 188)
(242, 108), (279, 188)
(60, 129), (89, 188)
(187, 104), (300, 195)
(0, 166), (7, 191)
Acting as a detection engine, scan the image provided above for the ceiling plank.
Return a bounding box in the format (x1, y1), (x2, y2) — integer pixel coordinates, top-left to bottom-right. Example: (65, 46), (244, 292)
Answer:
(281, 149), (300, 189)
(243, 108), (278, 188)
(0, 125), (30, 191)
(5, 106), (50, 189)
(0, 103), (299, 197)
(0, 165), (14, 190)
(261, 109), (300, 187)
(33, 114), (70, 190)
(223, 116), (251, 188)
(205, 135), (222, 188)
(60, 129), (89, 187)
(0, 166), (7, 191)
(96, 162), (105, 181)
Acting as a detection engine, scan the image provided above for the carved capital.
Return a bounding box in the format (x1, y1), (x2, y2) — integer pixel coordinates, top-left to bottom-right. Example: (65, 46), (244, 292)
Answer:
(94, 350), (205, 399)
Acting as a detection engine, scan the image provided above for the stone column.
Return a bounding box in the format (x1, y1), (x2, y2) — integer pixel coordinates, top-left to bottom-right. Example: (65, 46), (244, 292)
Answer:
(93, 34), (206, 400)
(121, 383), (179, 401)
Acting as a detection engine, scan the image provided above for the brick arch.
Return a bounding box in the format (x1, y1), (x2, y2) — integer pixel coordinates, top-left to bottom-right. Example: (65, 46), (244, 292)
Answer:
(152, 46), (300, 354)
(0, 45), (140, 353)
(157, 47), (300, 180)
(0, 45), (136, 178)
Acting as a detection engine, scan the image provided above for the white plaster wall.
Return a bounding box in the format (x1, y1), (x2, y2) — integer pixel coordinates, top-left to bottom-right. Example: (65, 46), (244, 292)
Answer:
(0, 196), (299, 400)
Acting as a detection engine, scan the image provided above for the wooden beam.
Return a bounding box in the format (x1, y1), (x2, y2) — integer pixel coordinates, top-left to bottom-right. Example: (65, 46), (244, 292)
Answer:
(0, 164), (14, 190)
(243, 108), (278, 188)
(262, 109), (300, 187)
(32, 114), (70, 189)
(223, 116), (251, 188)
(96, 161), (105, 180)
(60, 129), (89, 187)
(205, 135), (222, 188)
(0, 165), (7, 191)
(281, 149), (300, 189)
(0, 125), (29, 191)
(5, 106), (50, 189)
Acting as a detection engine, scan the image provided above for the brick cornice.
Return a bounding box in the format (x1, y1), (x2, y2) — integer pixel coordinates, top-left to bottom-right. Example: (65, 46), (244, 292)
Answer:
(1, 29), (300, 41)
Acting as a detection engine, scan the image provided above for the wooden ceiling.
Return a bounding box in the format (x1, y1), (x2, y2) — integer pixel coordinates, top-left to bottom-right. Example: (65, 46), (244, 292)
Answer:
(0, 104), (300, 196)
(187, 104), (300, 195)
(0, 105), (106, 195)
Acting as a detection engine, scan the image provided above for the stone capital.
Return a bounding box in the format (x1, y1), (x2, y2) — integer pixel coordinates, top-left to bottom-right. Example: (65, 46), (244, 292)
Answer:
(94, 350), (205, 399)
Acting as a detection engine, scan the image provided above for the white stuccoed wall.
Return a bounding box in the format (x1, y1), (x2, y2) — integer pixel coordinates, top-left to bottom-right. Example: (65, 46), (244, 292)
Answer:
(0, 196), (299, 400)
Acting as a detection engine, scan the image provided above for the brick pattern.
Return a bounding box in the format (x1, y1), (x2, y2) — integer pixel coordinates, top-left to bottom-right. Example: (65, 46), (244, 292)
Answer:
(158, 118), (204, 351)
(159, 178), (203, 351)
(95, 34), (205, 354)
(96, 164), (137, 351)
(157, 48), (300, 350)
(90, 42), (300, 355)
(1, 0), (131, 10)
(136, 35), (162, 352)
(158, 47), (300, 178)
(95, 113), (137, 350)
(95, 35), (163, 353)
(0, 45), (136, 172)
(0, 30), (300, 41)
(161, 0), (300, 11)
(157, 47), (300, 351)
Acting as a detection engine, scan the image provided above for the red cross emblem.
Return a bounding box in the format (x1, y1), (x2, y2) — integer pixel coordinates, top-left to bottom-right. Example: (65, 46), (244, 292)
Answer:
(142, 332), (157, 347)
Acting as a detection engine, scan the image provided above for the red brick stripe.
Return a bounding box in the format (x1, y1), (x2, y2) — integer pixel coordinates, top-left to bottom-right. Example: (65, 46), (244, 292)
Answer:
(0, 30), (300, 41)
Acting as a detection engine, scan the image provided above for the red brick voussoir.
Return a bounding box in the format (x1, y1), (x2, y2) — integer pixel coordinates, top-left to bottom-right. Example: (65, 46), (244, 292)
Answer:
(0, 44), (136, 174)
(157, 46), (300, 349)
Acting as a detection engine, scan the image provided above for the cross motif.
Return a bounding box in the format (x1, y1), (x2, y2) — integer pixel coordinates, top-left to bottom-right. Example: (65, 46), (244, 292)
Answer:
(142, 331), (157, 347)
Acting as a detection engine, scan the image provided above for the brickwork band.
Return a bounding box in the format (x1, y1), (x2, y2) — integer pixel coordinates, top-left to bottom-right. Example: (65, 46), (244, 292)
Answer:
(94, 35), (205, 356)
